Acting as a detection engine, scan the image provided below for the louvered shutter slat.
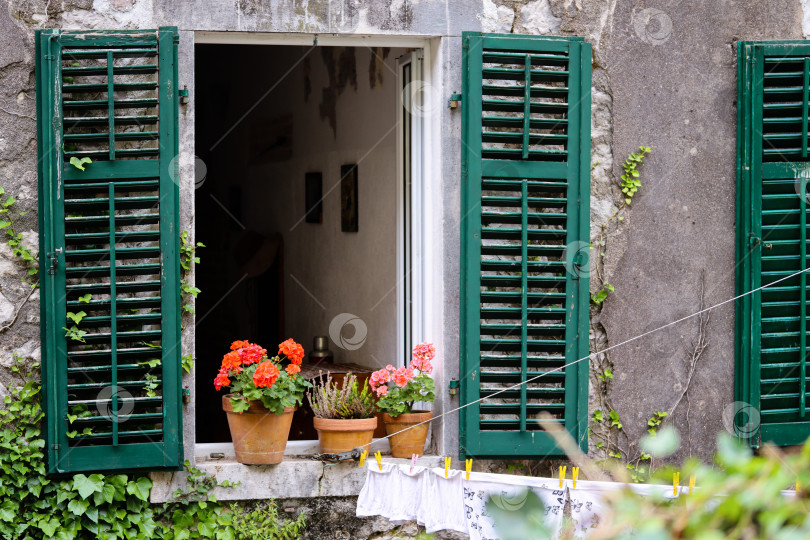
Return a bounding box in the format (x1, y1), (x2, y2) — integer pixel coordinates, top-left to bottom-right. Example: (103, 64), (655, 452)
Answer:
(460, 33), (590, 458)
(37, 27), (182, 473)
(737, 41), (810, 447)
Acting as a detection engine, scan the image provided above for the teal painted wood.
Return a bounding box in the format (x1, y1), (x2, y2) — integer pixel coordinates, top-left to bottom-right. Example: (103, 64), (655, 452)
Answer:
(736, 41), (810, 447)
(36, 27), (183, 473)
(459, 32), (591, 458)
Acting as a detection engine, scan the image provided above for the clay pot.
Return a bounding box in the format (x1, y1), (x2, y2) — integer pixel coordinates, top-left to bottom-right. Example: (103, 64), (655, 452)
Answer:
(313, 416), (378, 454)
(383, 411), (432, 458)
(222, 395), (295, 464)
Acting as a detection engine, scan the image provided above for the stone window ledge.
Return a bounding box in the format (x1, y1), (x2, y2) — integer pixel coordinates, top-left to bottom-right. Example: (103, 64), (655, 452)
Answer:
(149, 440), (443, 503)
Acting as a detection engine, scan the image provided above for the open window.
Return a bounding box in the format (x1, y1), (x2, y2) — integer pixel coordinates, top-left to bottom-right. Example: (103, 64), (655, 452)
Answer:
(193, 42), (426, 451)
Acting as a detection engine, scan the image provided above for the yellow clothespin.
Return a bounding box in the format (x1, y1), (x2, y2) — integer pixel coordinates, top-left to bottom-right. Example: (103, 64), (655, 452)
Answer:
(673, 472), (680, 496)
(559, 466), (567, 489)
(358, 449), (368, 467)
(465, 458), (473, 481)
(572, 467), (579, 489)
(444, 456), (451, 478)
(374, 451), (383, 471)
(797, 479), (802, 496)
(689, 475), (696, 494)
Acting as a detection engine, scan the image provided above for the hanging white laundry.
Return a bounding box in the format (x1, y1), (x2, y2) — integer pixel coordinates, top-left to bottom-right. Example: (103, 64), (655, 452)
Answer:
(356, 463), (467, 534)
(421, 468), (468, 534)
(463, 472), (566, 540)
(356, 462), (401, 520)
(566, 479), (684, 539)
(389, 465), (428, 522)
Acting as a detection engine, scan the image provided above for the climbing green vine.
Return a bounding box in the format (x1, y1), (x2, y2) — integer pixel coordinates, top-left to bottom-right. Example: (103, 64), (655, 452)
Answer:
(0, 354), (306, 539)
(180, 230), (204, 314)
(0, 186), (38, 286)
(588, 146), (652, 482)
(619, 146), (650, 205)
(180, 230), (204, 374)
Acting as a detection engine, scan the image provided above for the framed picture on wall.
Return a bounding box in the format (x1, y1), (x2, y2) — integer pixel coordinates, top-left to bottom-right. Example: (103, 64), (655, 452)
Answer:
(340, 164), (358, 232)
(305, 172), (323, 224)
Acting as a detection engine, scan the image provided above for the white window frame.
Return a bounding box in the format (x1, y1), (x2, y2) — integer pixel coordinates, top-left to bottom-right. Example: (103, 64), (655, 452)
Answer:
(190, 31), (437, 460)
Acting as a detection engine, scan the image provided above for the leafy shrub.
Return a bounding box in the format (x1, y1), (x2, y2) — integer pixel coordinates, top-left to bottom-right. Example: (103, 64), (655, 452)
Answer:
(228, 501), (306, 539)
(489, 430), (810, 540)
(307, 372), (375, 419)
(0, 354), (306, 539)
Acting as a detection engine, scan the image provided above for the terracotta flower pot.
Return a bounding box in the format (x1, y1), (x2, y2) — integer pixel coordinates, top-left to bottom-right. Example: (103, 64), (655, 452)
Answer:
(222, 395), (296, 464)
(313, 416), (378, 454)
(383, 411), (432, 458)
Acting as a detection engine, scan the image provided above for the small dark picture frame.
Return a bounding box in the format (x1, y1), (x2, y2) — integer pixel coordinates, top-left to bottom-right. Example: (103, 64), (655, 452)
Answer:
(305, 172), (323, 224)
(340, 164), (358, 232)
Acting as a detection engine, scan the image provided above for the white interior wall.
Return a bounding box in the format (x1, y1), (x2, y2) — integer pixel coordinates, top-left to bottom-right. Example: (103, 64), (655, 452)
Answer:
(237, 45), (407, 370)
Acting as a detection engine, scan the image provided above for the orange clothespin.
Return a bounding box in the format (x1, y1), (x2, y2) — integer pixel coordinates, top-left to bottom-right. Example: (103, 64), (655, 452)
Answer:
(444, 456), (451, 478)
(559, 466), (567, 489)
(689, 475), (696, 494)
(358, 449), (368, 467)
(374, 451), (383, 471)
(465, 458), (473, 480)
(673, 472), (680, 496)
(572, 467), (579, 489)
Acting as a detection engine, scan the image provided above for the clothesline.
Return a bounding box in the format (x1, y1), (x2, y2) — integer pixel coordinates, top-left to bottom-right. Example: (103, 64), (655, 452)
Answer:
(356, 462), (799, 539)
(366, 266), (810, 446)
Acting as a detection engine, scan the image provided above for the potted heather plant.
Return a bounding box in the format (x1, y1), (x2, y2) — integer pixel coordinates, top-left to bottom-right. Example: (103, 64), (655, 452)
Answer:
(214, 339), (312, 464)
(308, 372), (377, 454)
(369, 342), (436, 457)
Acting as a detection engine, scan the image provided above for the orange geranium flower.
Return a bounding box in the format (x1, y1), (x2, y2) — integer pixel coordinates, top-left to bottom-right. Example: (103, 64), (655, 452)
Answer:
(230, 340), (251, 351)
(214, 370), (231, 391)
(239, 344), (267, 366)
(278, 339), (305, 365)
(221, 351), (242, 373)
(253, 360), (280, 388)
(285, 363), (301, 376)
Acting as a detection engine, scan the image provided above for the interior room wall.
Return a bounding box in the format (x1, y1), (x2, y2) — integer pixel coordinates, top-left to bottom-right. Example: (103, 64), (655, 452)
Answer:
(232, 45), (406, 371)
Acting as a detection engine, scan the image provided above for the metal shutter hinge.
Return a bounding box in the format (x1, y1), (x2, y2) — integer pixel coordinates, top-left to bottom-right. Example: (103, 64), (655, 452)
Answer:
(179, 85), (189, 105)
(449, 93), (462, 109)
(46, 247), (62, 275)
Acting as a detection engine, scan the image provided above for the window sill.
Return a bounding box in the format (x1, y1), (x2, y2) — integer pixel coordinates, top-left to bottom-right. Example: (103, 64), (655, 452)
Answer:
(149, 440), (443, 503)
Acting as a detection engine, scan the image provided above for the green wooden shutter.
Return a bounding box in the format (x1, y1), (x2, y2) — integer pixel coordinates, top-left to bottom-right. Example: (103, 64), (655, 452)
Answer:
(36, 28), (183, 473)
(459, 33), (591, 458)
(737, 41), (810, 448)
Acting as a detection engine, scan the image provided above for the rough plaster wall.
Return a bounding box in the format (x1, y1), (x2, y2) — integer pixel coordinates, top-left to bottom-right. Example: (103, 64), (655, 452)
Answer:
(0, 2), (44, 400)
(597, 0), (802, 464)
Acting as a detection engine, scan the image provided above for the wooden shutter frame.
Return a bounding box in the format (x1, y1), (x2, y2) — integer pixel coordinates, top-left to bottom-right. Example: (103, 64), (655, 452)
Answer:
(459, 32), (591, 459)
(36, 27), (183, 474)
(736, 40), (810, 448)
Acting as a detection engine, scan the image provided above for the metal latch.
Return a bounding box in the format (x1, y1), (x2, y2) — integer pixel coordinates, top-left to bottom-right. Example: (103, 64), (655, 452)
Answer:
(179, 85), (189, 105)
(47, 247), (62, 275)
(449, 378), (460, 396)
(449, 92), (462, 109)
(312, 446), (365, 462)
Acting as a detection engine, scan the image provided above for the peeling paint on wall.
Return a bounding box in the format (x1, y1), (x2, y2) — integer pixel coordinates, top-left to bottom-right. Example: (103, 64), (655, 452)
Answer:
(368, 47), (390, 89)
(303, 56), (311, 102)
(319, 47), (358, 137)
